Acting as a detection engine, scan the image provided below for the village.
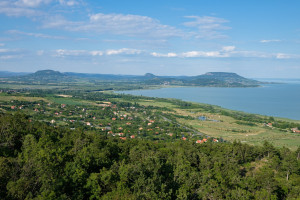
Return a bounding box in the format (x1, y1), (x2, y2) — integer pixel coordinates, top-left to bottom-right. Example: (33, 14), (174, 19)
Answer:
(1, 89), (299, 149)
(1, 92), (219, 143)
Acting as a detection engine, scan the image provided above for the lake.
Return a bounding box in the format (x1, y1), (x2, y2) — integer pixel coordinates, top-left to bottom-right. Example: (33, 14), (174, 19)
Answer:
(118, 80), (300, 120)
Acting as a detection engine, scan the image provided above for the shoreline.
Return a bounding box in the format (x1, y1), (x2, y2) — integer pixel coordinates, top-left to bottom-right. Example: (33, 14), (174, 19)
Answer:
(115, 85), (300, 122)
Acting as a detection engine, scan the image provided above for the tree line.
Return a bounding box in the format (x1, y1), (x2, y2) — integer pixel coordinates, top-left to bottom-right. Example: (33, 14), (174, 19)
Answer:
(0, 112), (300, 199)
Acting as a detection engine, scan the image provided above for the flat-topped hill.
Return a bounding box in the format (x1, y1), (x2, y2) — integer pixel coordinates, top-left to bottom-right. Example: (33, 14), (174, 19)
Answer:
(1, 70), (265, 87)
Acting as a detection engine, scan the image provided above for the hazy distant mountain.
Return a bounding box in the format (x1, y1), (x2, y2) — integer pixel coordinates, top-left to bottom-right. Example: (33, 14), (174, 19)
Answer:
(143, 72), (263, 87)
(31, 70), (65, 77)
(11, 70), (76, 83)
(184, 72), (263, 86)
(2, 70), (264, 87)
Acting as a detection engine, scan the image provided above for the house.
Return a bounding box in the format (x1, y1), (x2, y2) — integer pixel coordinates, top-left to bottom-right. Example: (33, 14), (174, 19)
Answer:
(291, 128), (300, 133)
(120, 137), (126, 140)
(86, 122), (91, 126)
(112, 118), (116, 121)
(264, 123), (273, 127)
(196, 140), (203, 144)
(11, 106), (16, 109)
(203, 138), (208, 142)
(213, 139), (219, 142)
(182, 137), (187, 141)
(50, 119), (55, 124)
(130, 135), (135, 139)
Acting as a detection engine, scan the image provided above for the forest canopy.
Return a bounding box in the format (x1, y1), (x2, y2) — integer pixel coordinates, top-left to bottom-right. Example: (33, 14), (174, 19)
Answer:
(0, 113), (299, 200)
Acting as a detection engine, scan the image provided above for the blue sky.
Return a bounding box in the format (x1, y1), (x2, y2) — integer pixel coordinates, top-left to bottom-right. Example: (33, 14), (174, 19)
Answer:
(0, 0), (300, 78)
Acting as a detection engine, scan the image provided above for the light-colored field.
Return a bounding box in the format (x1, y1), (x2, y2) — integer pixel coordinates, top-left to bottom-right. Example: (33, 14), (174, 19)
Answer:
(133, 98), (300, 150)
(0, 95), (50, 103)
(174, 109), (300, 151)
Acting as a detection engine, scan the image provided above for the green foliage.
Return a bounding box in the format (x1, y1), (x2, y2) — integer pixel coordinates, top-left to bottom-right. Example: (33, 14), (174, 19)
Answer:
(0, 87), (300, 199)
(0, 114), (299, 199)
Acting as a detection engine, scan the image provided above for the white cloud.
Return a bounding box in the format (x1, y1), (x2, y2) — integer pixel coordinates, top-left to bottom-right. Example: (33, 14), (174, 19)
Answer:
(0, 43), (5, 47)
(0, 48), (24, 60)
(260, 39), (281, 43)
(276, 53), (291, 59)
(181, 51), (228, 58)
(106, 48), (142, 55)
(0, 1), (43, 17)
(222, 46), (235, 52)
(54, 48), (142, 57)
(48, 47), (300, 60)
(151, 50), (229, 58)
(42, 15), (81, 29)
(150, 46), (300, 60)
(43, 13), (183, 38)
(55, 49), (88, 57)
(15, 0), (51, 7)
(151, 52), (177, 57)
(58, 0), (79, 6)
(183, 16), (231, 39)
(7, 30), (65, 39)
(0, 55), (21, 60)
(15, 0), (79, 7)
(0, 0), (79, 18)
(90, 51), (103, 56)
(0, 49), (12, 53)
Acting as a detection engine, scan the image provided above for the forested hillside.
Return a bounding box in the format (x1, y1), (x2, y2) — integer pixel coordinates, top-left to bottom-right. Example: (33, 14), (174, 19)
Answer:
(0, 113), (300, 199)
(0, 70), (264, 88)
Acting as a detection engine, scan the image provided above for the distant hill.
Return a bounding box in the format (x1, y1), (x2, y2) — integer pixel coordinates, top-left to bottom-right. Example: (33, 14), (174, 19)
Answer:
(183, 72), (262, 86)
(1, 70), (264, 87)
(31, 70), (65, 77)
(12, 70), (76, 84)
(142, 72), (263, 87)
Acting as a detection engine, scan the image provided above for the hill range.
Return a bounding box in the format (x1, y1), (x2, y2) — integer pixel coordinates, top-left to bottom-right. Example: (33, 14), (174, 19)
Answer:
(0, 70), (265, 87)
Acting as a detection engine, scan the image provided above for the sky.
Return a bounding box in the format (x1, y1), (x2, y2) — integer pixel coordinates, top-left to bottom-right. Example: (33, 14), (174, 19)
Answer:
(0, 0), (300, 78)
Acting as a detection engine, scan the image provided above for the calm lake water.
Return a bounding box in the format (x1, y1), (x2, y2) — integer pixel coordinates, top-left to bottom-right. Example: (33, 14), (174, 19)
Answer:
(118, 80), (300, 120)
